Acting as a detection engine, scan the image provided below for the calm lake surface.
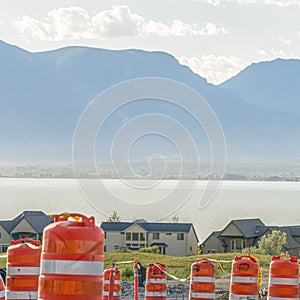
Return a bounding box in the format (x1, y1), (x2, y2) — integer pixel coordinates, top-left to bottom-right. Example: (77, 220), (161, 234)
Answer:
(0, 178), (299, 241)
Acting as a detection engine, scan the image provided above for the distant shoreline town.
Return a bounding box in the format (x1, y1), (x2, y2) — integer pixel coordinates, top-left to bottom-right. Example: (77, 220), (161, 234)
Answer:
(0, 165), (299, 182)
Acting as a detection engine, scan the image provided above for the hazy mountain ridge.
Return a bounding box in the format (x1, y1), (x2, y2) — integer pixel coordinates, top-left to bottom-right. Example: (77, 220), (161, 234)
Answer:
(0, 40), (299, 161)
(220, 58), (300, 117)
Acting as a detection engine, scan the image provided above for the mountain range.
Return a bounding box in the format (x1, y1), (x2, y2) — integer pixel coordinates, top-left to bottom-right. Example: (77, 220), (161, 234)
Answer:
(0, 40), (299, 162)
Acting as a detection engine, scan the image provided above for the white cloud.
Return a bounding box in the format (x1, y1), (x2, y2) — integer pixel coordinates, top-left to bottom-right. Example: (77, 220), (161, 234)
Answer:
(238, 0), (300, 6)
(192, 0), (300, 6)
(14, 6), (227, 41)
(276, 36), (292, 46)
(179, 55), (249, 84)
(193, 0), (229, 6)
(256, 48), (291, 58)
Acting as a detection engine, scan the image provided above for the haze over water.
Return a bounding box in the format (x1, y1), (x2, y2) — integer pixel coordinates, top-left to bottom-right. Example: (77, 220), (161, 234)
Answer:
(0, 178), (299, 241)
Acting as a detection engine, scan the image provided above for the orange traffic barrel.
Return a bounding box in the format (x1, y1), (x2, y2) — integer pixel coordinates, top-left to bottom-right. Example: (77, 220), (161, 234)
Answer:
(6, 238), (41, 300)
(189, 259), (215, 300)
(145, 263), (167, 300)
(38, 213), (104, 300)
(0, 276), (5, 300)
(103, 266), (121, 299)
(229, 255), (259, 300)
(268, 255), (299, 300)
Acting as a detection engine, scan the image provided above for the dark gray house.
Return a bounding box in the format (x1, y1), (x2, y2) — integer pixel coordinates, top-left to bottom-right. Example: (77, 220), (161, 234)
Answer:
(201, 218), (300, 256)
(0, 211), (53, 252)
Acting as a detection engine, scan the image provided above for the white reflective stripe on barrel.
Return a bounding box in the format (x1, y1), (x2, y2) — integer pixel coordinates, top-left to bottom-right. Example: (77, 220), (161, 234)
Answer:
(104, 279), (121, 285)
(268, 297), (298, 300)
(230, 293), (258, 300)
(145, 292), (167, 297)
(6, 291), (38, 299)
(269, 277), (299, 285)
(41, 259), (104, 275)
(103, 291), (121, 296)
(146, 278), (167, 284)
(189, 292), (215, 298)
(191, 276), (215, 283)
(0, 290), (5, 298)
(7, 266), (40, 275)
(231, 276), (258, 283)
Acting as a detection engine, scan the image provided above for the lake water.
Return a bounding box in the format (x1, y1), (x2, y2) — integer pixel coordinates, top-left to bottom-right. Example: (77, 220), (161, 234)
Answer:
(0, 178), (299, 241)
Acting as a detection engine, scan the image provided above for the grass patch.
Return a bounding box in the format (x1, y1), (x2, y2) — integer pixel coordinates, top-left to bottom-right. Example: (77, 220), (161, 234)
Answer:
(0, 251), (272, 281)
(105, 251), (272, 281)
(0, 256), (6, 268)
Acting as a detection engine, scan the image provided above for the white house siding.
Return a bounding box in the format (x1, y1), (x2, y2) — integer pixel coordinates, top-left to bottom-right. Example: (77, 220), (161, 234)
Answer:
(0, 225), (11, 252)
(10, 219), (37, 239)
(123, 224), (147, 250)
(202, 234), (223, 254)
(104, 231), (124, 252)
(147, 232), (187, 256)
(220, 223), (243, 237)
(187, 228), (198, 256)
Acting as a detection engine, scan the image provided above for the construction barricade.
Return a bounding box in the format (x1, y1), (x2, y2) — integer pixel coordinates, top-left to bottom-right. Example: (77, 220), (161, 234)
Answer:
(145, 263), (167, 300)
(103, 262), (121, 300)
(229, 255), (259, 300)
(267, 255), (299, 300)
(6, 238), (41, 300)
(0, 276), (5, 300)
(189, 259), (215, 300)
(38, 212), (104, 300)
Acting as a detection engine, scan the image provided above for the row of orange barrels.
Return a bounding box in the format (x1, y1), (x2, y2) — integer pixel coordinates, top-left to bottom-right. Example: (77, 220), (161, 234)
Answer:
(0, 212), (299, 300)
(104, 256), (299, 300)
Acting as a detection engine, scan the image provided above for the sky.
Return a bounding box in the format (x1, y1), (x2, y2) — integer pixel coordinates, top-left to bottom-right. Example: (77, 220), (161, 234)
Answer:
(0, 0), (299, 84)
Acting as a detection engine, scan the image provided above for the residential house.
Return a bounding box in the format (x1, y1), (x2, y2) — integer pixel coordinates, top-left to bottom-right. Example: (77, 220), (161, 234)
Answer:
(0, 211), (53, 252)
(201, 218), (300, 256)
(101, 219), (199, 256)
(201, 218), (265, 253)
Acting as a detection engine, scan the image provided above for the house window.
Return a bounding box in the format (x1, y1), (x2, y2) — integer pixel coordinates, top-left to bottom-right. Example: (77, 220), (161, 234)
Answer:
(231, 239), (246, 251)
(140, 244), (145, 248)
(104, 232), (107, 239)
(132, 233), (139, 241)
(114, 245), (119, 250)
(126, 233), (131, 241)
(104, 245), (106, 252)
(177, 233), (184, 240)
(166, 233), (172, 236)
(153, 233), (160, 240)
(140, 233), (145, 241)
(1, 245), (8, 253)
(132, 243), (139, 247)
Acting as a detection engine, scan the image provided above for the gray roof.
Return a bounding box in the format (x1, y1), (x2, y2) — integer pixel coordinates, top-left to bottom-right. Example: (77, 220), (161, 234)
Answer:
(220, 218), (265, 238)
(0, 211), (52, 234)
(0, 220), (15, 233)
(289, 226), (300, 237)
(101, 222), (133, 231)
(101, 221), (193, 233)
(139, 222), (192, 233)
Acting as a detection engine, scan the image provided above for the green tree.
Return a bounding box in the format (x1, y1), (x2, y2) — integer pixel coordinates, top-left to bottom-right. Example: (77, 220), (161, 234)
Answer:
(107, 210), (121, 222)
(170, 215), (179, 223)
(258, 230), (287, 255)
